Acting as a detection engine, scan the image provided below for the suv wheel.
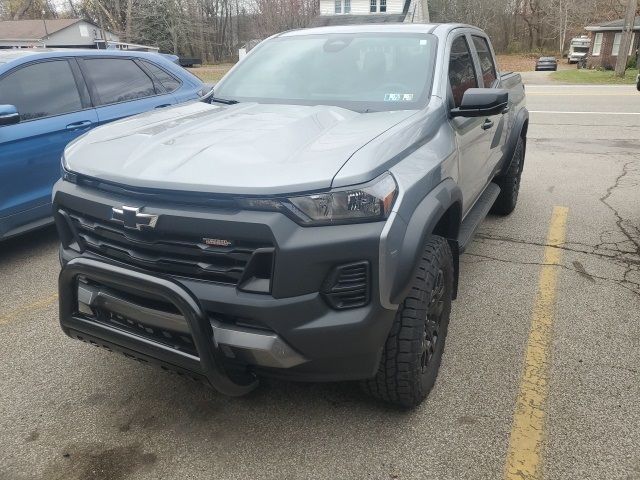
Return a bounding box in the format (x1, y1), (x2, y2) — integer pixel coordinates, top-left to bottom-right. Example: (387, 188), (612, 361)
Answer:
(362, 235), (453, 408)
(491, 135), (525, 215)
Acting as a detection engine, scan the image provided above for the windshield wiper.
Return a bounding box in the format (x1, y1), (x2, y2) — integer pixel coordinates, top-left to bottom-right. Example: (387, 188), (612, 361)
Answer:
(209, 96), (239, 105)
(199, 88), (239, 105)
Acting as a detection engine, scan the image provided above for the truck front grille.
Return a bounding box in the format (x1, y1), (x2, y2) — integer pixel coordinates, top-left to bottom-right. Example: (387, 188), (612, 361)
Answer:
(64, 210), (273, 286)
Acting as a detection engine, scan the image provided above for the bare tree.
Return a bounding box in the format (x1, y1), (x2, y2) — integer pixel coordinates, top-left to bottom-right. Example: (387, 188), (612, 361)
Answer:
(38, 0), (640, 60)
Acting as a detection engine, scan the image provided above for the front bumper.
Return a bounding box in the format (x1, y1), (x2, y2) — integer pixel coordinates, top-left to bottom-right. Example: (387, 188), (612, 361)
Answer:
(60, 257), (260, 395)
(55, 180), (397, 387)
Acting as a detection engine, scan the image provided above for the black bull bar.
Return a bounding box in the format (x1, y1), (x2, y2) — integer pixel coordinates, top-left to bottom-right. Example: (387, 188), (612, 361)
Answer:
(58, 257), (258, 396)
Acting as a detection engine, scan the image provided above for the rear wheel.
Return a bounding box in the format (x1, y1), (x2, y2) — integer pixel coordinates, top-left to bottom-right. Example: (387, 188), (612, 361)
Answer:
(361, 236), (453, 408)
(491, 136), (525, 216)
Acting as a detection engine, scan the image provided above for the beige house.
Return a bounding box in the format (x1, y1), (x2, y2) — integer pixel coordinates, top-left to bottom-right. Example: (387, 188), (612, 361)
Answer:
(0, 19), (118, 49)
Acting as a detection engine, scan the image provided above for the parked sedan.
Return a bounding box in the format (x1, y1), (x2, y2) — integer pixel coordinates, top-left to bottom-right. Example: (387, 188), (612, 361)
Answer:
(0, 49), (204, 240)
(535, 56), (558, 71)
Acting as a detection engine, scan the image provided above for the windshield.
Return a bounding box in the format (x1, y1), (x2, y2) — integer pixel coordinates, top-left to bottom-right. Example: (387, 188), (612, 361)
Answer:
(572, 46), (589, 53)
(214, 33), (437, 112)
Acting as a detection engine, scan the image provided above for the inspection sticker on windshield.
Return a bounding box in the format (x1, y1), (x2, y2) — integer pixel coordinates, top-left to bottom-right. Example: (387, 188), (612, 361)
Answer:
(385, 93), (414, 102)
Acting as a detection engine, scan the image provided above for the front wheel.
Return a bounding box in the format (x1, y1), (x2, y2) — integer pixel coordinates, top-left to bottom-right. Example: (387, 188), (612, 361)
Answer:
(361, 236), (453, 408)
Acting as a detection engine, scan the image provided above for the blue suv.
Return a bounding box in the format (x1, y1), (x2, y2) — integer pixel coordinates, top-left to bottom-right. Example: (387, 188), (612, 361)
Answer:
(0, 49), (204, 240)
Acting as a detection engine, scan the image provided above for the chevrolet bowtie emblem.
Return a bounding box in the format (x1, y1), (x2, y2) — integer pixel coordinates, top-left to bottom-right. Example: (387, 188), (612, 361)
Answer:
(111, 206), (159, 230)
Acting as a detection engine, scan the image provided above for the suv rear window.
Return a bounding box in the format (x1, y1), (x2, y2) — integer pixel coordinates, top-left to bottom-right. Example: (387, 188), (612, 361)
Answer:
(83, 58), (157, 105)
(141, 61), (181, 93)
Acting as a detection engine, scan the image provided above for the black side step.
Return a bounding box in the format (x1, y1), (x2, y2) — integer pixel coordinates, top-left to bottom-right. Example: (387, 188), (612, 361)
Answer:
(457, 183), (501, 252)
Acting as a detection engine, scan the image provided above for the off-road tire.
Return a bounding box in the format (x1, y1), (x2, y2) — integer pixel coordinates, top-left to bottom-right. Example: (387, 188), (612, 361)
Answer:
(362, 236), (453, 408)
(491, 135), (525, 216)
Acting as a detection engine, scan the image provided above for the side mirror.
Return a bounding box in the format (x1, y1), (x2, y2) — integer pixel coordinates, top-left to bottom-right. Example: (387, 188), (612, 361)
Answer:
(0, 105), (20, 126)
(199, 84), (216, 103)
(451, 89), (509, 118)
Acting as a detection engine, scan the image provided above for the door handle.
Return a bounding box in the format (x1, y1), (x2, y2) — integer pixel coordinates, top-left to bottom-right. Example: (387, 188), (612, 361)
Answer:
(155, 104), (172, 109)
(482, 119), (494, 130)
(66, 120), (93, 130)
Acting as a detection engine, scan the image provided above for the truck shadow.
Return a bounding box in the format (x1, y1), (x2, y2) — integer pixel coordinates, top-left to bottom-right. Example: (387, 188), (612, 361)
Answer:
(42, 360), (419, 479)
(81, 356), (415, 440)
(0, 225), (58, 263)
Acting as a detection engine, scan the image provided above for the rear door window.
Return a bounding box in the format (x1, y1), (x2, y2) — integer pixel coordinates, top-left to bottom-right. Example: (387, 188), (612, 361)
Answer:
(0, 60), (83, 121)
(472, 36), (498, 87)
(83, 58), (157, 105)
(448, 36), (478, 108)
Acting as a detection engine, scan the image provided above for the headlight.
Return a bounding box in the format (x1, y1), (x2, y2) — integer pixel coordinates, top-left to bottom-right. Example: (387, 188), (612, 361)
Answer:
(238, 173), (398, 226)
(60, 154), (77, 183)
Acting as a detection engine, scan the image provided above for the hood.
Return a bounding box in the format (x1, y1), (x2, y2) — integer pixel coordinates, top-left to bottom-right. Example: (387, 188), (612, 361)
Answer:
(64, 102), (416, 195)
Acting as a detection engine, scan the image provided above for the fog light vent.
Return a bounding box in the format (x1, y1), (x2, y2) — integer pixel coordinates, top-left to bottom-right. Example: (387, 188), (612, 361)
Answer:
(322, 261), (370, 310)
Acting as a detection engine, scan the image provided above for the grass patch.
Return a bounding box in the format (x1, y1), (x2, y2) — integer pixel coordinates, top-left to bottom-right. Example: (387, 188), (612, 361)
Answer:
(497, 54), (549, 73)
(550, 69), (637, 84)
(187, 64), (235, 83)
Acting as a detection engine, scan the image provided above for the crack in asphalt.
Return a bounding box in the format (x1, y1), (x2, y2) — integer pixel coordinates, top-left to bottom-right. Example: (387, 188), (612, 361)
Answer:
(462, 251), (640, 297)
(468, 158), (640, 298)
(468, 159), (640, 297)
(598, 160), (640, 296)
(599, 161), (640, 252)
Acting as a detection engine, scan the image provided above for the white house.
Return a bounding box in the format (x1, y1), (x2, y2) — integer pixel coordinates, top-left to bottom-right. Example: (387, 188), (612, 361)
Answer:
(0, 19), (119, 49)
(312, 0), (429, 26)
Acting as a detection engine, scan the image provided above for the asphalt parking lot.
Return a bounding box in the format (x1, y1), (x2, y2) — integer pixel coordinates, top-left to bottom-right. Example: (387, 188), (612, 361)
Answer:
(1, 81), (639, 480)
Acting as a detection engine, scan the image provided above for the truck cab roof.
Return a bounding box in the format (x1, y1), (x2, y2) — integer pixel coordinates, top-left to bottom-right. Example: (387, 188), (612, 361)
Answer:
(277, 23), (487, 39)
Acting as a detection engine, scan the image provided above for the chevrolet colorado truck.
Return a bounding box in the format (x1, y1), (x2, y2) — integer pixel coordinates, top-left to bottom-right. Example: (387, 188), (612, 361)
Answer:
(54, 24), (528, 408)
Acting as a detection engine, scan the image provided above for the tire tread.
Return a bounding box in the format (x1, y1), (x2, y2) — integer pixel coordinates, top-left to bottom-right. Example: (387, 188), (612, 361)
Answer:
(361, 236), (453, 408)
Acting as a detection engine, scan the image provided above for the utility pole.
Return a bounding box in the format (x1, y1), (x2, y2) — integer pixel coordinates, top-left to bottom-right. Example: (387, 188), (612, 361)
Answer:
(615, 0), (638, 77)
(421, 0), (430, 22)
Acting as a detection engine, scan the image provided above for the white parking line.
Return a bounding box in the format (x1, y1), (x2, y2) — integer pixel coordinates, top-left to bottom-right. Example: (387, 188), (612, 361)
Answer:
(529, 110), (640, 115)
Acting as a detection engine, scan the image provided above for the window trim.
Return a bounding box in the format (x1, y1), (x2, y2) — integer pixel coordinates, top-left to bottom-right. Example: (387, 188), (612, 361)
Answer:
(77, 56), (169, 108)
(0, 57), (93, 124)
(592, 32), (603, 56)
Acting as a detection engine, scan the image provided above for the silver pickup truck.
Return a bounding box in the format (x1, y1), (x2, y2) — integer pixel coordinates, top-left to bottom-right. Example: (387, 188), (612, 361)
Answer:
(53, 23), (528, 408)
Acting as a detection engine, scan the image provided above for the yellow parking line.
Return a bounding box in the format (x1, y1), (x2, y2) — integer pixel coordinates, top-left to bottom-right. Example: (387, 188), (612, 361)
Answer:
(0, 293), (58, 326)
(504, 206), (569, 480)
